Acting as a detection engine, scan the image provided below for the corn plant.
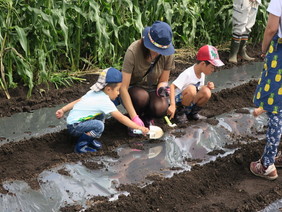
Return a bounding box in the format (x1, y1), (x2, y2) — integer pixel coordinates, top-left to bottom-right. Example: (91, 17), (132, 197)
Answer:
(0, 0), (268, 99)
(251, 0), (269, 44)
(50, 72), (86, 89)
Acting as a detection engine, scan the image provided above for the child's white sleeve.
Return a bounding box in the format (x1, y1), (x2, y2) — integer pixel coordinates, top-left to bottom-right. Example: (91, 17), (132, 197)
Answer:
(172, 74), (185, 91)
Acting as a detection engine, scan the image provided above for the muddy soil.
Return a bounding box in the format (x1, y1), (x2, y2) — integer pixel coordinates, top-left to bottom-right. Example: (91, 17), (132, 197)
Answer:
(1, 45), (281, 212)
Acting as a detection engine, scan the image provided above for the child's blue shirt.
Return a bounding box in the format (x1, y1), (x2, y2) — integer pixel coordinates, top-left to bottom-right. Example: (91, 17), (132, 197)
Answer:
(67, 90), (117, 124)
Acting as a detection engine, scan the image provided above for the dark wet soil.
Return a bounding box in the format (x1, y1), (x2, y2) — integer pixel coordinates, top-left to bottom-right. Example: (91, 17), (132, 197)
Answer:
(1, 44), (281, 212)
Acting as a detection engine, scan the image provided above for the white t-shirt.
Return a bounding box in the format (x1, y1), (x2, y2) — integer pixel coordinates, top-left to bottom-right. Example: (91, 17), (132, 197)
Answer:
(172, 65), (205, 96)
(67, 90), (117, 124)
(267, 0), (282, 38)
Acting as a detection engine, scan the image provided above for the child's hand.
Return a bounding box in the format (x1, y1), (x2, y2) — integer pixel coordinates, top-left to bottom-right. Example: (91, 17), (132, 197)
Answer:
(56, 109), (64, 119)
(207, 81), (214, 90)
(140, 126), (149, 134)
(167, 104), (176, 119)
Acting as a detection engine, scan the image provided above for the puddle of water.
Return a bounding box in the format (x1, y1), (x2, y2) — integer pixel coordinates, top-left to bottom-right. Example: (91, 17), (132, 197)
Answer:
(261, 200), (282, 212)
(216, 111), (266, 137)
(1, 162), (122, 212)
(0, 62), (263, 145)
(0, 104), (126, 146)
(206, 62), (263, 92)
(0, 105), (66, 146)
(0, 62), (267, 210)
(0, 108), (268, 211)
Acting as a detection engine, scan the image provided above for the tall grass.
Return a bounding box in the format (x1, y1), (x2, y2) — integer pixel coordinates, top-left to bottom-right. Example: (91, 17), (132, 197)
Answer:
(0, 0), (268, 98)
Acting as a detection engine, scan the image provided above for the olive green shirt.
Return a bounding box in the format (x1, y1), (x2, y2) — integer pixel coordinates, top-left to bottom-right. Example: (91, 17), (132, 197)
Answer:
(122, 40), (175, 87)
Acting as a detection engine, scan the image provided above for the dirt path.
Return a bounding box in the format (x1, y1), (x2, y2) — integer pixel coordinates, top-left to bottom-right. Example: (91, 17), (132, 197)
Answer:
(2, 46), (281, 211)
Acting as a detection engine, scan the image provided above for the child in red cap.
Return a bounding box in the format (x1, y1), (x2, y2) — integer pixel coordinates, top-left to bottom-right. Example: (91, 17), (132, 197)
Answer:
(167, 45), (224, 120)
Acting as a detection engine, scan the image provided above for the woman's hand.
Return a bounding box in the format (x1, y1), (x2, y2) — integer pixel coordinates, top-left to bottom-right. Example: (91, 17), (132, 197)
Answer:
(132, 115), (145, 126)
(156, 86), (170, 97)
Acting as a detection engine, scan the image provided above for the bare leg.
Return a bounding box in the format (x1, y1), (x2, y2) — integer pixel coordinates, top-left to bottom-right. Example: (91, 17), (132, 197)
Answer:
(181, 85), (197, 106)
(193, 86), (211, 107)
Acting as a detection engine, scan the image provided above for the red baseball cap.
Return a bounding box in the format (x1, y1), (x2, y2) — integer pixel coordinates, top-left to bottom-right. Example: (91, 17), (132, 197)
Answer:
(196, 45), (224, 67)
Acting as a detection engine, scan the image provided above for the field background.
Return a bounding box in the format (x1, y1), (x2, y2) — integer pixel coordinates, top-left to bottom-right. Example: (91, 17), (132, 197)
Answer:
(0, 0), (268, 98)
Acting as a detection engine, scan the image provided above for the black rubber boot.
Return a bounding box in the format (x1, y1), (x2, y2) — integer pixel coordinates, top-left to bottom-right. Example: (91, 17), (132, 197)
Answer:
(175, 104), (193, 117)
(186, 105), (202, 121)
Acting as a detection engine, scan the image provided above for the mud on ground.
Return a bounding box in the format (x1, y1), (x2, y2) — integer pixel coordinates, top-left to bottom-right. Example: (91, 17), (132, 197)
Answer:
(1, 45), (281, 212)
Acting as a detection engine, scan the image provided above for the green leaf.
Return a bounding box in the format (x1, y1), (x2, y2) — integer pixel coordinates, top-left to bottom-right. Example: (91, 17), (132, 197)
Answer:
(15, 26), (28, 56)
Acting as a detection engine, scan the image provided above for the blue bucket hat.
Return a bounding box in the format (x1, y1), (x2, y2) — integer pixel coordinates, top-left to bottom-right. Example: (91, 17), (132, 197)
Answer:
(142, 21), (174, 56)
(90, 67), (122, 92)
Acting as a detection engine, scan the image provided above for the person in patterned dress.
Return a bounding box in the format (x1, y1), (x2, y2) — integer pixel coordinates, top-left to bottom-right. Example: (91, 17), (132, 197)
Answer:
(250, 0), (282, 180)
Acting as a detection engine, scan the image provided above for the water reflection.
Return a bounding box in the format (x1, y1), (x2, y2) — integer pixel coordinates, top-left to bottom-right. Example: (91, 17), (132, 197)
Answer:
(206, 62), (263, 92)
(0, 62), (268, 210)
(261, 199), (282, 212)
(0, 105), (66, 145)
(0, 105), (125, 146)
(0, 108), (268, 211)
(110, 144), (169, 185)
(0, 62), (263, 146)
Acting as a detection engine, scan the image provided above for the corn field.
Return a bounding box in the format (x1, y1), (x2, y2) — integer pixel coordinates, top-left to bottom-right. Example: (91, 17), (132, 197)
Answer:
(0, 0), (268, 98)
